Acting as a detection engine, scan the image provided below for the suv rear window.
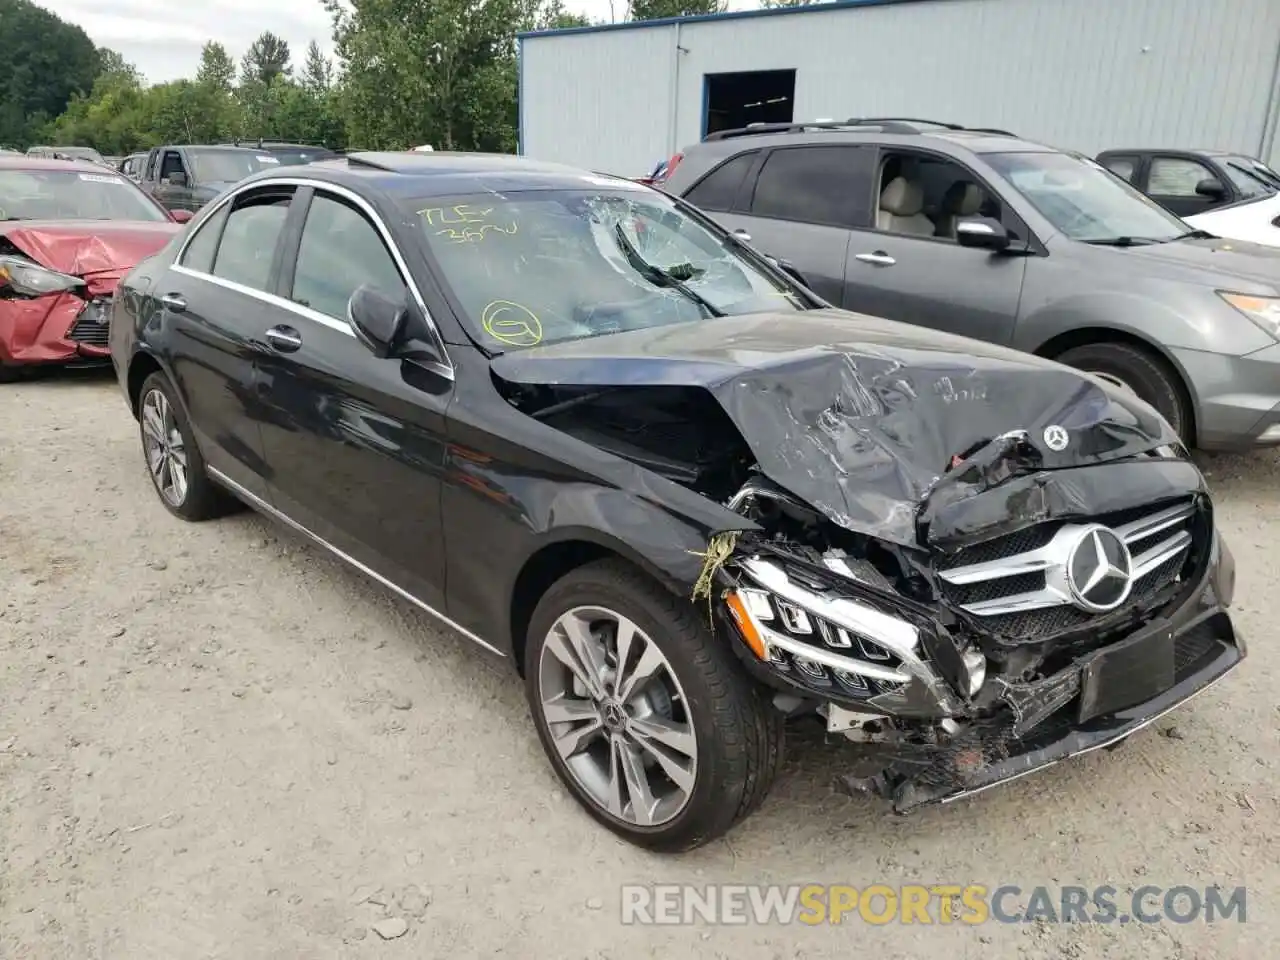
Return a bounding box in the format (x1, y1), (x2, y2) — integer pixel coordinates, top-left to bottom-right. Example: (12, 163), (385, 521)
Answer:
(748, 146), (868, 228)
(684, 152), (756, 212)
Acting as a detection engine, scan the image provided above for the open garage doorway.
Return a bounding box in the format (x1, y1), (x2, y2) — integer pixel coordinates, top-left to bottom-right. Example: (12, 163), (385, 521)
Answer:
(702, 70), (796, 138)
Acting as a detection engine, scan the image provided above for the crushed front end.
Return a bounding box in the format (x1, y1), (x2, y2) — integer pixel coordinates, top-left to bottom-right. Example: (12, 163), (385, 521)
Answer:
(0, 251), (121, 368)
(715, 454), (1244, 813)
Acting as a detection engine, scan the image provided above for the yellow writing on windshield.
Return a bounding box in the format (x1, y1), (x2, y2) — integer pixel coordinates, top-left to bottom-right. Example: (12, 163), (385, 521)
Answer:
(419, 204), (518, 244)
(482, 300), (543, 347)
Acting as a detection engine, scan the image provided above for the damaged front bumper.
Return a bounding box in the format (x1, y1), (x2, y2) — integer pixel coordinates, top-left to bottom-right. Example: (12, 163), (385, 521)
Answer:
(720, 523), (1244, 813)
(0, 292), (114, 367)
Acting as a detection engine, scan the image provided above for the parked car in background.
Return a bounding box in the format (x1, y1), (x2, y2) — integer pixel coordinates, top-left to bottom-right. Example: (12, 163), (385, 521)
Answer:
(108, 151), (1243, 851)
(0, 156), (189, 381)
(118, 152), (148, 182)
(1184, 191), (1280, 248)
(138, 144), (282, 212)
(1097, 148), (1280, 217)
(223, 140), (338, 166)
(661, 118), (1280, 451)
(28, 145), (106, 165)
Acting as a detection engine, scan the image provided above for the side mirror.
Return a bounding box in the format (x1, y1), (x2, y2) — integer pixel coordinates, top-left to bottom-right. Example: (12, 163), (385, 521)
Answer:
(166, 172), (188, 187)
(1195, 177), (1225, 199)
(955, 216), (1012, 251)
(170, 209), (194, 224)
(348, 286), (409, 359)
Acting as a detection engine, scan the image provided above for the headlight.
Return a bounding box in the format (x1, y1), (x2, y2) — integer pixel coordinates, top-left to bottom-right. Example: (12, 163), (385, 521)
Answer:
(1219, 291), (1280, 340)
(0, 254), (83, 297)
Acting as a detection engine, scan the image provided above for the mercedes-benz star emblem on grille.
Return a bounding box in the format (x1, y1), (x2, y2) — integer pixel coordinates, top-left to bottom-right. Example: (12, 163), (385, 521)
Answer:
(1065, 525), (1133, 613)
(1043, 424), (1069, 452)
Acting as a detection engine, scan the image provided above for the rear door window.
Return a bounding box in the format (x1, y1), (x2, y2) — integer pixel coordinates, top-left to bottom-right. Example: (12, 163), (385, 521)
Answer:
(747, 145), (872, 228)
(210, 189), (294, 293)
(1100, 155), (1139, 183)
(683, 151), (757, 212)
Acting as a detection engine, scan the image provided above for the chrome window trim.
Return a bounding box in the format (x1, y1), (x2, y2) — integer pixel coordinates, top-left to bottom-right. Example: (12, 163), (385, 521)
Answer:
(207, 466), (504, 658)
(173, 175), (455, 380)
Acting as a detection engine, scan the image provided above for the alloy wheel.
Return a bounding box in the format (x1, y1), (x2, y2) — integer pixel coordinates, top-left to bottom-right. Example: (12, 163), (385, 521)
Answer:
(141, 388), (189, 507)
(537, 605), (698, 827)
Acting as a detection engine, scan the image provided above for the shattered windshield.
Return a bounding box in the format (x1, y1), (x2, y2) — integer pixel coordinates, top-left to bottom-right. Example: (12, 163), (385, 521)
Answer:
(407, 187), (808, 351)
(0, 169), (168, 221)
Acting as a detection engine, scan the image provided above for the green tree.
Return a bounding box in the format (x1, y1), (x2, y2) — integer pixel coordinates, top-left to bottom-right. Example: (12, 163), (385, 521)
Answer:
(240, 31), (292, 86)
(196, 41), (237, 94)
(532, 0), (591, 29)
(300, 40), (333, 94)
(326, 0), (527, 152)
(0, 0), (99, 147)
(630, 0), (723, 19)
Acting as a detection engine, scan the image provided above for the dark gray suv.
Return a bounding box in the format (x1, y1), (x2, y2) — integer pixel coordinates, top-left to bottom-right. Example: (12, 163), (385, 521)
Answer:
(661, 119), (1280, 451)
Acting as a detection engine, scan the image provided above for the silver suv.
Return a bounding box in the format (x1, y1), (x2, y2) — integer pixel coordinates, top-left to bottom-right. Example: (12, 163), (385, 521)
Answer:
(661, 118), (1280, 450)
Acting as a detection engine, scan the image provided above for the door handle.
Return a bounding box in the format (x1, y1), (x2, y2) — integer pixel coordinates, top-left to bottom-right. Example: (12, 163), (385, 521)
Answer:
(159, 293), (186, 312)
(265, 325), (302, 353)
(855, 252), (896, 266)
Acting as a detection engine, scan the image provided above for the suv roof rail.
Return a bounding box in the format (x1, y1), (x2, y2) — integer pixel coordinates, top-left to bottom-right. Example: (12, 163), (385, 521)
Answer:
(223, 137), (332, 149)
(703, 117), (1018, 142)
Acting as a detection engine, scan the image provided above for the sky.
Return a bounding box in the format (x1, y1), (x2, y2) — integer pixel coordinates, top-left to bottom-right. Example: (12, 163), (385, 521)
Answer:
(38, 0), (755, 84)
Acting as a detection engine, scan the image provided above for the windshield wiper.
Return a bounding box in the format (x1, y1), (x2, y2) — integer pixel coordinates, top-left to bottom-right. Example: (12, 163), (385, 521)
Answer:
(610, 224), (725, 317)
(1082, 236), (1163, 247)
(1172, 228), (1217, 240)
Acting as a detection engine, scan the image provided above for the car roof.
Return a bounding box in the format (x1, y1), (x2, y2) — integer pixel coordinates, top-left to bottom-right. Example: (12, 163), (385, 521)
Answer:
(0, 156), (124, 174)
(251, 151), (648, 198)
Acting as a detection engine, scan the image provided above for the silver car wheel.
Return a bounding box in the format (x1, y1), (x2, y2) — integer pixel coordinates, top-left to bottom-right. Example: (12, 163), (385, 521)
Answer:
(141, 388), (189, 507)
(537, 605), (698, 827)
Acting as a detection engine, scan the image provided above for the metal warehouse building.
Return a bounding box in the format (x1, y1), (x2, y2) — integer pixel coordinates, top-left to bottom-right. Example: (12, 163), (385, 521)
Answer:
(517, 0), (1280, 177)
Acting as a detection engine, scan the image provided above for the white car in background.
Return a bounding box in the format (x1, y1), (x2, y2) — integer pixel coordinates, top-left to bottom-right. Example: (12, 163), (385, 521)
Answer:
(1186, 192), (1280, 248)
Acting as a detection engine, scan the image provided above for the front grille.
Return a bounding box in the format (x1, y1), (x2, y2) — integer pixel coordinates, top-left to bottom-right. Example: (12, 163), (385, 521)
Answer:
(937, 498), (1204, 640)
(68, 301), (110, 346)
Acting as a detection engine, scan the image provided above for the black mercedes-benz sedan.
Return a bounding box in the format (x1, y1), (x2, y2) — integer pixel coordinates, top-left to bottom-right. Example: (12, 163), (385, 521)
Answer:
(108, 152), (1245, 852)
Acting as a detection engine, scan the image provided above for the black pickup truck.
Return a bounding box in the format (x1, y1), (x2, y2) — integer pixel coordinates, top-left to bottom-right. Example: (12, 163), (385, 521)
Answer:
(137, 144), (283, 212)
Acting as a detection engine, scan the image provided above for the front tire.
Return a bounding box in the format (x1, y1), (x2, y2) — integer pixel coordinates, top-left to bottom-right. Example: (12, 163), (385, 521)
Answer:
(1055, 341), (1193, 444)
(524, 559), (784, 852)
(137, 371), (236, 521)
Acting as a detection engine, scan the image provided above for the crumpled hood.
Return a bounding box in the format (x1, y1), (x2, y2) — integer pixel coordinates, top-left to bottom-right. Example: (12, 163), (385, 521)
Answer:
(0, 220), (180, 276)
(490, 310), (1179, 545)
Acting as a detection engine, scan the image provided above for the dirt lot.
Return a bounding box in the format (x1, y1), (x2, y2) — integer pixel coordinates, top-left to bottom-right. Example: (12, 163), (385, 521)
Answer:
(0, 371), (1275, 959)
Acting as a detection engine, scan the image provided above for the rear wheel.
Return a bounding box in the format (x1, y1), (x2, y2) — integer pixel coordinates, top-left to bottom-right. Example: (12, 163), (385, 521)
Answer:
(524, 559), (784, 852)
(138, 371), (237, 521)
(1055, 341), (1193, 444)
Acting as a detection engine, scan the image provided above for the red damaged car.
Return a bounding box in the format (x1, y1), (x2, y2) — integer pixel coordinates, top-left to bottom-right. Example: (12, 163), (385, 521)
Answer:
(0, 156), (192, 381)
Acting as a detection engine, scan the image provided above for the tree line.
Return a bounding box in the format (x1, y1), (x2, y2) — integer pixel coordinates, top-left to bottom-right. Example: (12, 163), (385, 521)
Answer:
(0, 0), (805, 157)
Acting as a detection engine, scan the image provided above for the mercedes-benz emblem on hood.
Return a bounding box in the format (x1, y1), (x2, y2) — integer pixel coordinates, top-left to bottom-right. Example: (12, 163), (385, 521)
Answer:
(1065, 525), (1133, 612)
(1043, 424), (1069, 452)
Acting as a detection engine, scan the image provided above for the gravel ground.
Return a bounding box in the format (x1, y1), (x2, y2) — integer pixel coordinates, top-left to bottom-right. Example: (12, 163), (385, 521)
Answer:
(1, 371), (1275, 959)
